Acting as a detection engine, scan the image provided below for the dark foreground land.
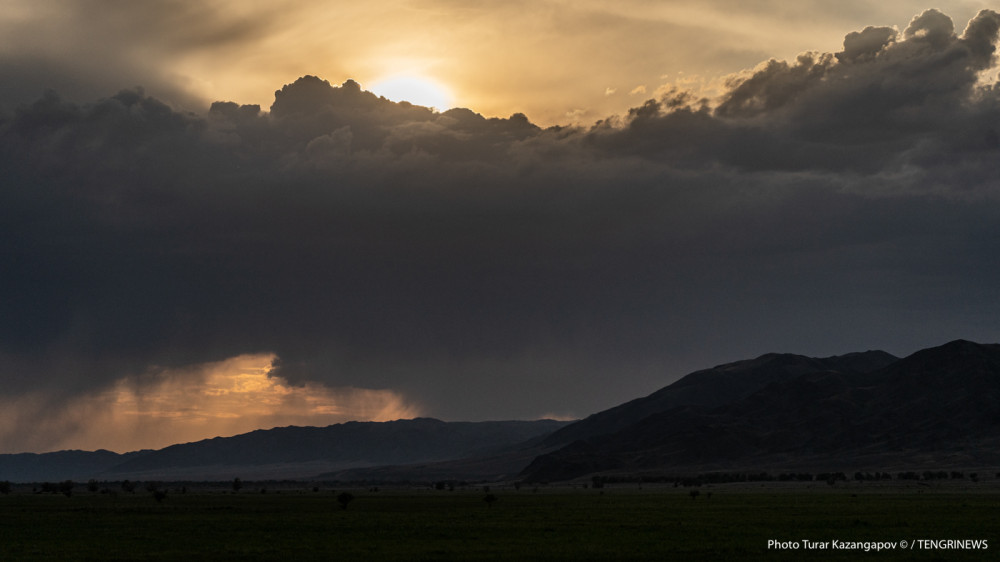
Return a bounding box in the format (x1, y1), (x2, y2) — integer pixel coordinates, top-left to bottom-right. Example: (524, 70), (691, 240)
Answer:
(1, 483), (997, 561)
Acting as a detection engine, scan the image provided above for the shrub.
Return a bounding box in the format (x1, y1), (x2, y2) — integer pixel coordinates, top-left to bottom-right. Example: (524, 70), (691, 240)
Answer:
(337, 492), (355, 510)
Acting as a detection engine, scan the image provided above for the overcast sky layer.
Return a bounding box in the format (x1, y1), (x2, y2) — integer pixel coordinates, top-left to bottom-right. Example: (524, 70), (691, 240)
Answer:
(3, 4), (1000, 452)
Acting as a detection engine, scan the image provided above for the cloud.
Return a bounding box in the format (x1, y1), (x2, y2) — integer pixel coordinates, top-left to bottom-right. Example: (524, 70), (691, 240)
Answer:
(0, 0), (284, 112)
(11, 1), (975, 126)
(0, 354), (420, 453)
(4, 9), (1000, 450)
(594, 9), (1000, 180)
(837, 25), (897, 64)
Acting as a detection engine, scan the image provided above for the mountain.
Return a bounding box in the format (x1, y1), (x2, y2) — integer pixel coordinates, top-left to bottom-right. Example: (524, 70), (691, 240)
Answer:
(539, 350), (897, 448)
(6, 340), (997, 484)
(104, 417), (570, 480)
(309, 352), (897, 483)
(0, 418), (570, 482)
(521, 340), (1000, 481)
(0, 450), (150, 483)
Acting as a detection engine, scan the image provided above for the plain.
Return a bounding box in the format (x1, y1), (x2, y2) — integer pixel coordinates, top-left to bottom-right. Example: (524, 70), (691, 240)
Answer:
(1, 482), (997, 561)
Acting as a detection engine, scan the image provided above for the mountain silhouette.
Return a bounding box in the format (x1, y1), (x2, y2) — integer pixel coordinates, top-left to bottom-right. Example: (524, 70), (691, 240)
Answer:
(538, 350), (897, 448)
(4, 340), (998, 484)
(0, 418), (569, 482)
(520, 340), (1000, 481)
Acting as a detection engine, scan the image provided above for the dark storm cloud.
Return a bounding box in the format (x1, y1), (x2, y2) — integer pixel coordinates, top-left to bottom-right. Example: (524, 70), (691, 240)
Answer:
(4, 9), (1000, 422)
(598, 9), (1000, 177)
(837, 26), (897, 63)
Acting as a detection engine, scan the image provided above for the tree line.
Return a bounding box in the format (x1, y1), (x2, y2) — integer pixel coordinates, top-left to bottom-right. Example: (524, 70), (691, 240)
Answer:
(589, 470), (990, 487)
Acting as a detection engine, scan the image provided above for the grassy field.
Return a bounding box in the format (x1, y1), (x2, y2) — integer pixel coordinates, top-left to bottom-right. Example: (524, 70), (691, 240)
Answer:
(1, 484), (997, 560)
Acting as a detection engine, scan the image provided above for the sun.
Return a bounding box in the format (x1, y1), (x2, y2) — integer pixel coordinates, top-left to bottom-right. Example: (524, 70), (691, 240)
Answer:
(369, 75), (453, 110)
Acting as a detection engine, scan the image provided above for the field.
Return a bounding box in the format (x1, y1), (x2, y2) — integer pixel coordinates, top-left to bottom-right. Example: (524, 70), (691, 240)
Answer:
(1, 483), (997, 560)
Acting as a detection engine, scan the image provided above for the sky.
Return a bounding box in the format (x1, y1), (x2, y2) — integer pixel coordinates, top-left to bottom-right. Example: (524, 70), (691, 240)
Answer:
(3, 2), (1000, 453)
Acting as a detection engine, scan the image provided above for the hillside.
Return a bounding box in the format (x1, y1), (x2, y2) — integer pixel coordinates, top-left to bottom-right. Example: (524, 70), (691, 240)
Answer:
(521, 340), (1000, 481)
(0, 418), (570, 482)
(0, 450), (150, 483)
(538, 350), (897, 448)
(6, 340), (998, 484)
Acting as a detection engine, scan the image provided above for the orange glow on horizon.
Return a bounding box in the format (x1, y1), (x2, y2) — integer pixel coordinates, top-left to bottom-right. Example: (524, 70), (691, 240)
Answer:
(0, 354), (422, 454)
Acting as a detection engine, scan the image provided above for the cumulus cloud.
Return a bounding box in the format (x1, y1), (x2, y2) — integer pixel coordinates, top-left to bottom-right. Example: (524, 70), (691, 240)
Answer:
(597, 9), (1000, 181)
(837, 26), (897, 64)
(4, 9), (1000, 450)
(11, 1), (976, 127)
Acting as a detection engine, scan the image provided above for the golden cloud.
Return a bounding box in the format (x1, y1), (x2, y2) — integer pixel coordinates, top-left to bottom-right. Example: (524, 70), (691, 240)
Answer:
(0, 354), (421, 453)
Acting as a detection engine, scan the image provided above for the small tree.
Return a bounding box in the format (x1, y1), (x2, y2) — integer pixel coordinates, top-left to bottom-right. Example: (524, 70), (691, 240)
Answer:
(0, 481), (11, 495)
(152, 490), (167, 503)
(121, 480), (136, 494)
(484, 493), (498, 508)
(232, 478), (243, 493)
(337, 492), (355, 510)
(59, 480), (75, 497)
(87, 479), (99, 493)
(689, 490), (700, 500)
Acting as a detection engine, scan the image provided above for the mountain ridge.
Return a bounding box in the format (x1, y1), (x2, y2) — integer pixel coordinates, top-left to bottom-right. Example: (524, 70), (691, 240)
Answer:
(538, 349), (897, 448)
(520, 340), (1000, 481)
(5, 340), (999, 484)
(0, 418), (570, 482)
